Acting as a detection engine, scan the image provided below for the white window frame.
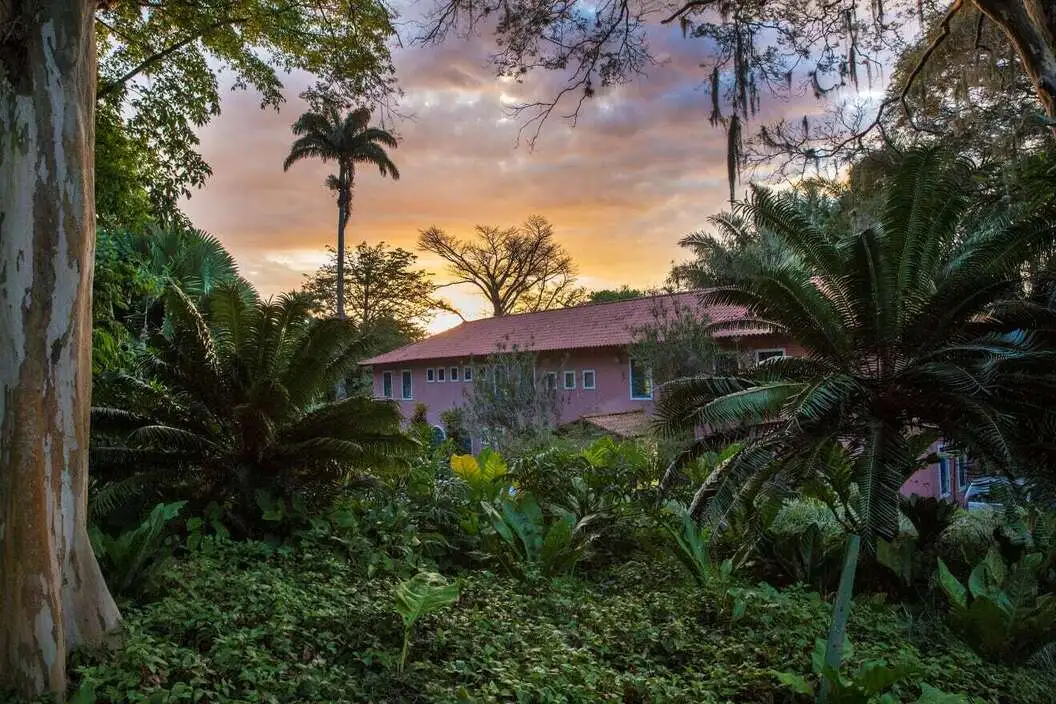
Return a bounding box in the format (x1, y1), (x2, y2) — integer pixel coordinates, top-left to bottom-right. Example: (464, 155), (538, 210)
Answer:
(437, 367), (446, 382)
(426, 368), (435, 383)
(563, 370), (576, 390)
(629, 359), (653, 400)
(450, 366), (459, 382)
(938, 458), (952, 497)
(956, 455), (968, 490)
(381, 371), (393, 399)
(582, 369), (596, 390)
(755, 348), (786, 364)
(400, 369), (413, 400)
(463, 366), (473, 382)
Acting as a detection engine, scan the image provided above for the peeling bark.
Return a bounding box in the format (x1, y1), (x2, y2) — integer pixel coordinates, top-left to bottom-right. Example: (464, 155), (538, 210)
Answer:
(0, 2), (121, 700)
(973, 0), (1056, 133)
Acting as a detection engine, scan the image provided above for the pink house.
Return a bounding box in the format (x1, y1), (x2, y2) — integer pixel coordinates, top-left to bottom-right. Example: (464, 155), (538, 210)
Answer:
(360, 291), (966, 503)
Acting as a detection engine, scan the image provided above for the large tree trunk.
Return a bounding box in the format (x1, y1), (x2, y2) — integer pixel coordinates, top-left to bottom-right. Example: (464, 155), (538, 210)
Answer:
(0, 2), (122, 700)
(974, 0), (1056, 133)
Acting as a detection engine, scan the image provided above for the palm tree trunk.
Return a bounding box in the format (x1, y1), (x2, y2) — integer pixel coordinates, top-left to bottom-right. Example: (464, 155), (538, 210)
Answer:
(0, 3), (122, 698)
(335, 166), (348, 321)
(817, 533), (861, 704)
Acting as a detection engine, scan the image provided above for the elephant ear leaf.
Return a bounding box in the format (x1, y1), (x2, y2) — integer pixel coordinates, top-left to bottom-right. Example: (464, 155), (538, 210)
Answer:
(937, 559), (968, 611)
(774, 671), (814, 696)
(394, 571), (460, 630)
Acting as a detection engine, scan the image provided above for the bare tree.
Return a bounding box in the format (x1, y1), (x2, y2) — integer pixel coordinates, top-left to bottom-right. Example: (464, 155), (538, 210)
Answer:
(418, 0), (1056, 190)
(418, 215), (585, 317)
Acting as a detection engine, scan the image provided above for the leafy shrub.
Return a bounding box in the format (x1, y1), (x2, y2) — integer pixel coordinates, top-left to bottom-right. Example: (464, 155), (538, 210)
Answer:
(482, 493), (602, 578)
(901, 495), (961, 548)
(937, 509), (1003, 579)
(938, 547), (1056, 662)
(91, 285), (410, 535)
(89, 501), (186, 599)
(775, 638), (974, 703)
(450, 448), (508, 501)
(730, 498), (848, 593)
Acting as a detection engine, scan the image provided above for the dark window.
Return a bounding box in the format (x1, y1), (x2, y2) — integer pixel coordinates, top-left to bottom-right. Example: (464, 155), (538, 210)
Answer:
(438, 367), (446, 382)
(563, 370), (576, 389)
(630, 359), (652, 399)
(463, 366), (473, 382)
(450, 366), (459, 381)
(382, 372), (392, 398)
(756, 349), (786, 364)
(544, 371), (558, 391)
(426, 368), (435, 383)
(401, 370), (413, 399)
(582, 369), (596, 389)
(713, 353), (740, 375)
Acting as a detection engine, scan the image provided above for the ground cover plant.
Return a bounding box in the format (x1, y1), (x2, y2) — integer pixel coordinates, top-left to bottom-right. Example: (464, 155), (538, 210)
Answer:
(43, 539), (1051, 704)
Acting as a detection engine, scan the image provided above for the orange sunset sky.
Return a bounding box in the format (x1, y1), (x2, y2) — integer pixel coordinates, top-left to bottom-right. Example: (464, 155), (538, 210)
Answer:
(181, 20), (848, 332)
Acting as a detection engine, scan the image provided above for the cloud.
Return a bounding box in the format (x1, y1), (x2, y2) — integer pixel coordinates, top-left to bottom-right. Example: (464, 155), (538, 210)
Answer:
(181, 18), (824, 328)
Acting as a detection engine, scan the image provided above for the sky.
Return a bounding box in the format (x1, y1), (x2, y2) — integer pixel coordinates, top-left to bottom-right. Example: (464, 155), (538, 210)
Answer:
(181, 17), (832, 333)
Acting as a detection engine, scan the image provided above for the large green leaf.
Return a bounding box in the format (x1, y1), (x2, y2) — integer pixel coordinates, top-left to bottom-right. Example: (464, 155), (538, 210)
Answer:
(937, 559), (968, 611)
(394, 571), (460, 630)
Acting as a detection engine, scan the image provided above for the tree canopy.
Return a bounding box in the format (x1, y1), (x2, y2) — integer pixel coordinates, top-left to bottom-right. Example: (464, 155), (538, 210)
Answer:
(94, 1), (398, 216)
(419, 0), (1055, 195)
(419, 215), (585, 317)
(300, 242), (439, 346)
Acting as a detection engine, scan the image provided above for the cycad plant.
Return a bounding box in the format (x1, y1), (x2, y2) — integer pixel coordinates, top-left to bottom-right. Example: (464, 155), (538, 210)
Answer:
(283, 107), (400, 320)
(655, 148), (1056, 699)
(92, 283), (411, 534)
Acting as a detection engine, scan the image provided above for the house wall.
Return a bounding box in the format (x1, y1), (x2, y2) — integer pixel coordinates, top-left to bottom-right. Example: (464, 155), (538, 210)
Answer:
(369, 334), (967, 504)
(369, 334), (806, 429)
(901, 441), (970, 505)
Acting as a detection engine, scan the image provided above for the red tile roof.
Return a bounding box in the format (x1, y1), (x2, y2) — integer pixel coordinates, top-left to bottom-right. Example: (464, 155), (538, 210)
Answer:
(361, 291), (767, 366)
(576, 410), (652, 438)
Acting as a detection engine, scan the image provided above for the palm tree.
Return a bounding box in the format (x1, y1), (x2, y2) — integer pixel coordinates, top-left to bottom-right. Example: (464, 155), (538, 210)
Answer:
(655, 148), (1056, 700)
(283, 107), (400, 320)
(91, 283), (411, 534)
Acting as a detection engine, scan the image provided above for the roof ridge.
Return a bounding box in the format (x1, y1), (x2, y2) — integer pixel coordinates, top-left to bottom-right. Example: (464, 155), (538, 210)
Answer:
(454, 288), (707, 327)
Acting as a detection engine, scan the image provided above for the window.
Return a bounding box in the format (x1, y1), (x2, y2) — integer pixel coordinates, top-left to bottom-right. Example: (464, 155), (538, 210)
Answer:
(755, 349), (786, 364)
(426, 368), (435, 383)
(956, 455), (968, 490)
(437, 367), (446, 382)
(543, 371), (558, 391)
(450, 366), (459, 382)
(629, 359), (653, 400)
(938, 458), (951, 497)
(563, 370), (576, 390)
(401, 370), (413, 400)
(463, 366), (472, 382)
(430, 426), (447, 445)
(382, 371), (393, 398)
(713, 352), (740, 375)
(582, 369), (596, 390)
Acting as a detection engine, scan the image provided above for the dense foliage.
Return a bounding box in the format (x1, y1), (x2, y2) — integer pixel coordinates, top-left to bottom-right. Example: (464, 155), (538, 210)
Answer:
(300, 242), (438, 343)
(91, 285), (409, 535)
(39, 501), (1051, 703)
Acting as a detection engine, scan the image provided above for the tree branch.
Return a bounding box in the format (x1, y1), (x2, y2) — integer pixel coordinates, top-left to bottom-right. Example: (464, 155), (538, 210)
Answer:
(96, 16), (245, 99)
(660, 0), (718, 25)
